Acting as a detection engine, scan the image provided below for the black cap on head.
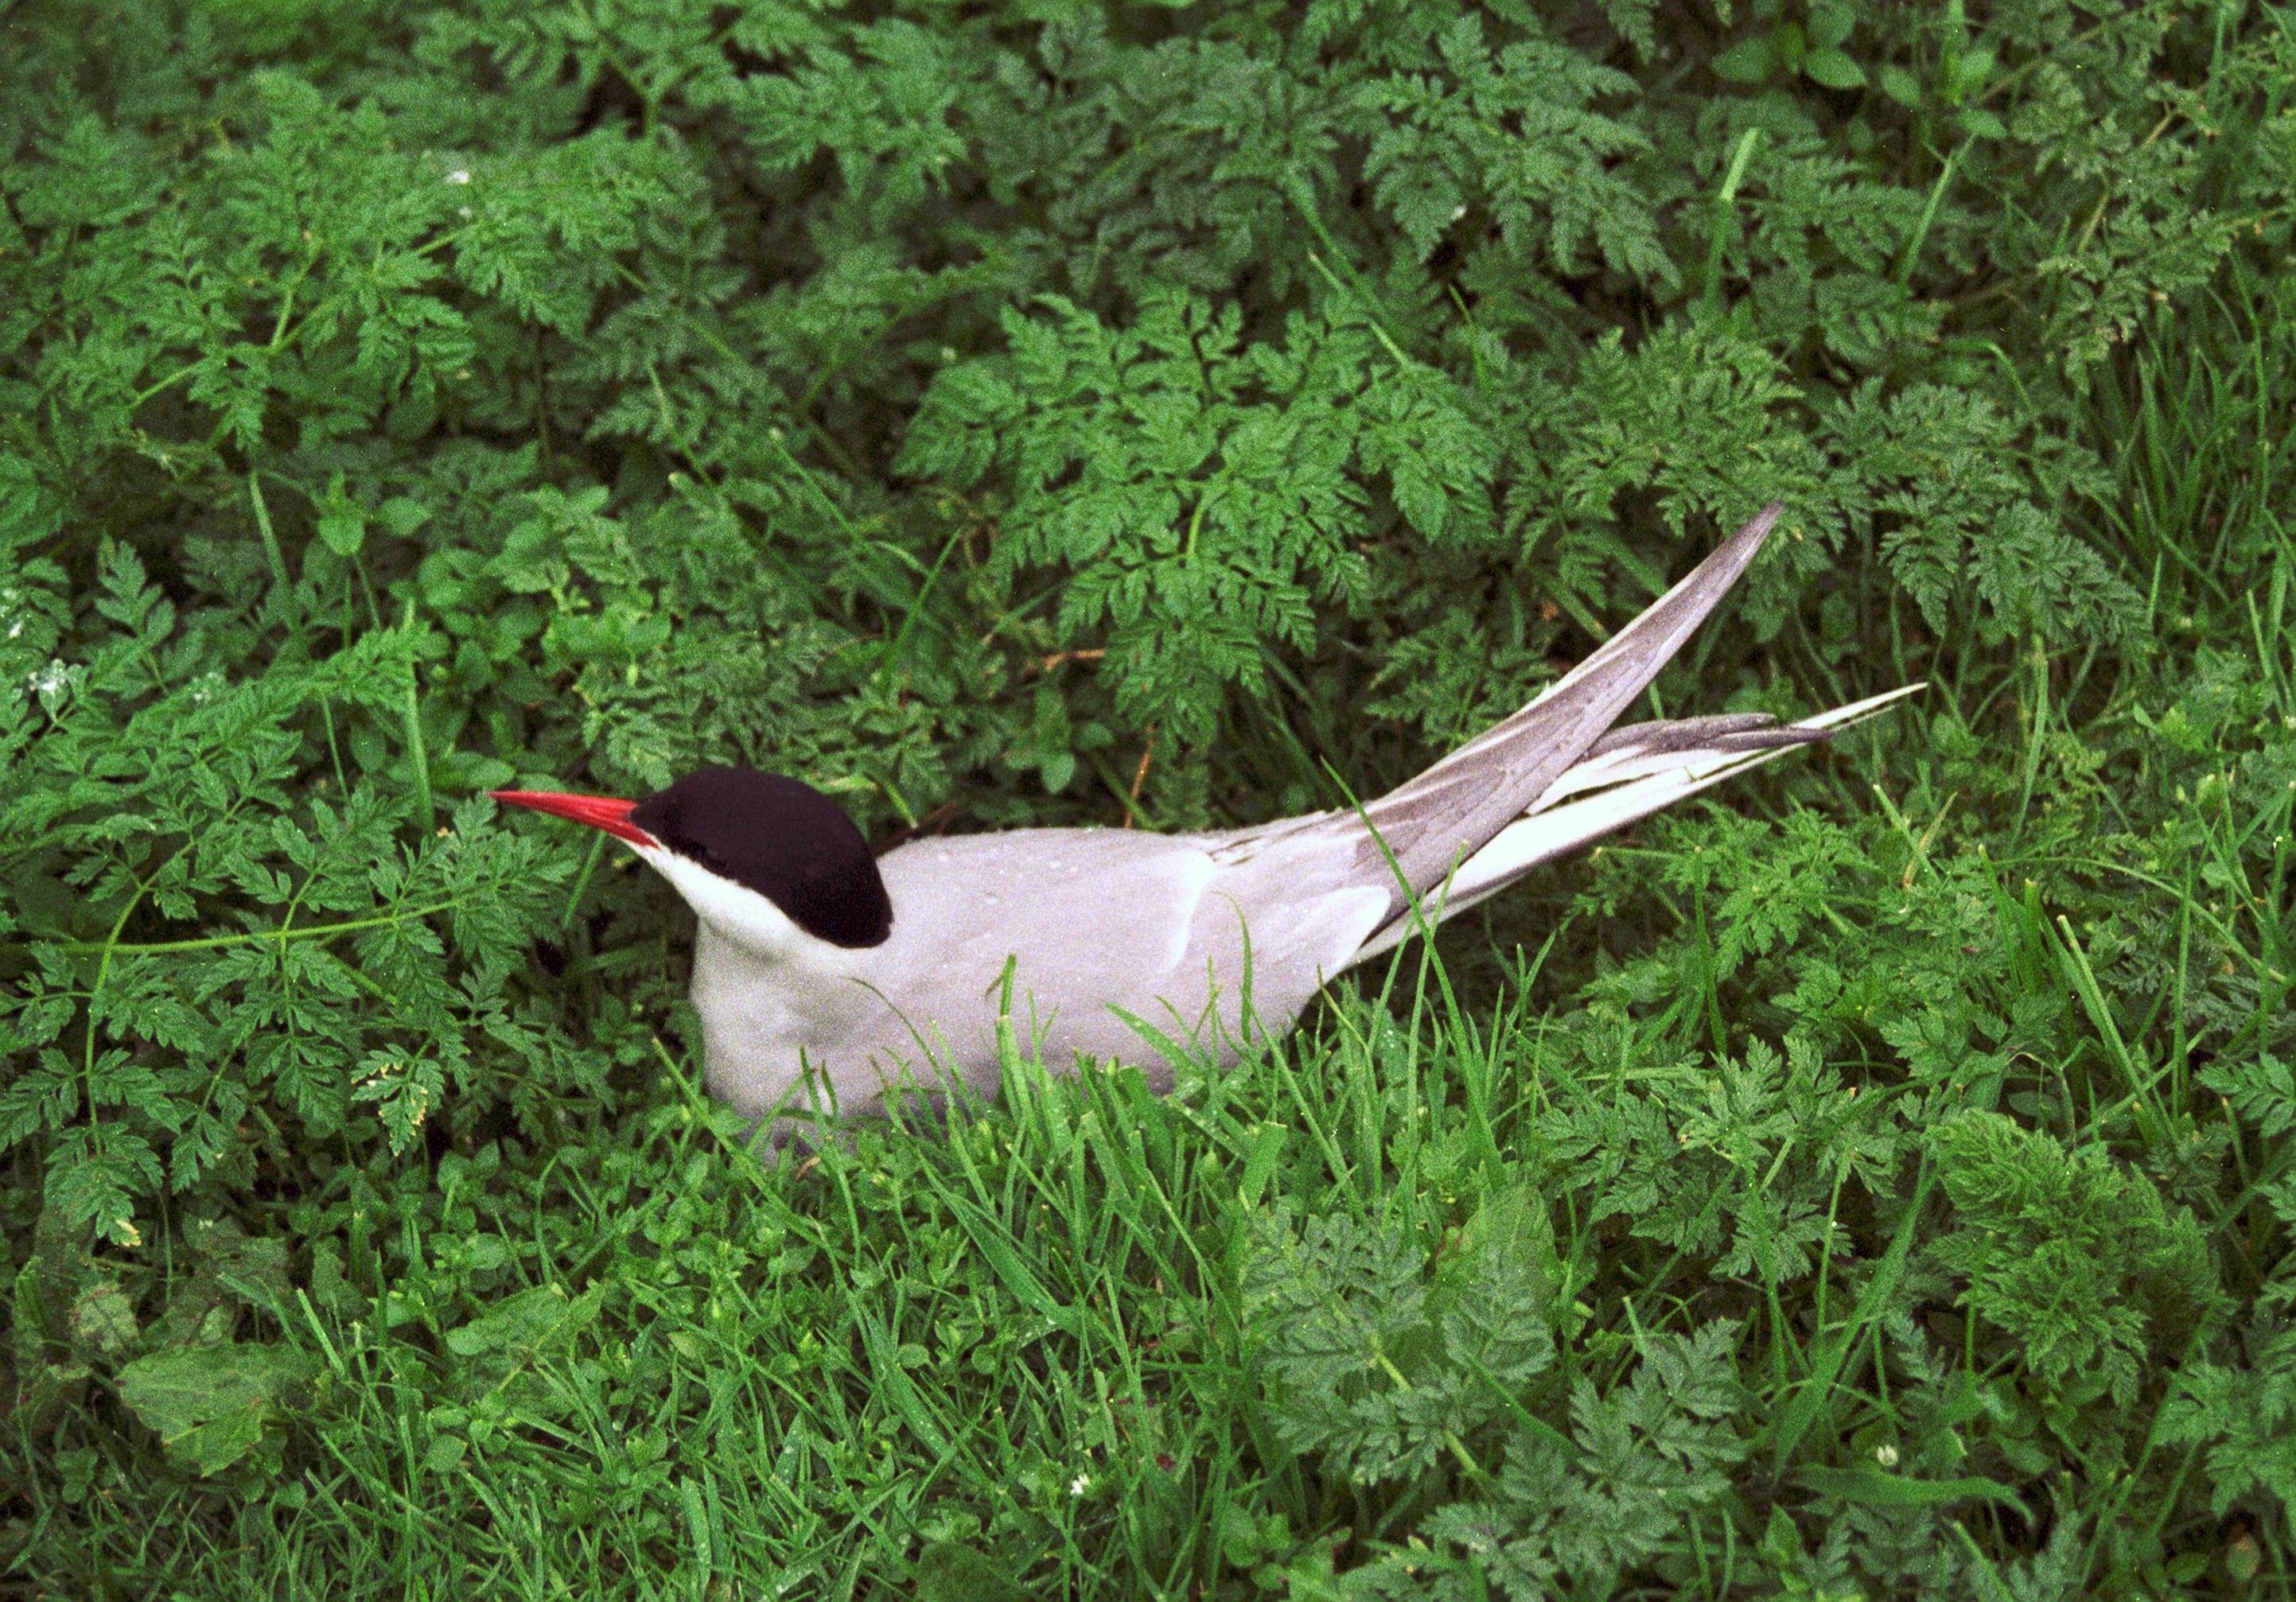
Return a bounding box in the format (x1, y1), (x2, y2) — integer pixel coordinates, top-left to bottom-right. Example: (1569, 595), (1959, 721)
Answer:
(630, 767), (893, 949)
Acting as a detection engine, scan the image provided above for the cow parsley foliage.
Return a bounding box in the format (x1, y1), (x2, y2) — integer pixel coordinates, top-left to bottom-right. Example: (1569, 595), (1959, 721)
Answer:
(4, 0), (2296, 1591)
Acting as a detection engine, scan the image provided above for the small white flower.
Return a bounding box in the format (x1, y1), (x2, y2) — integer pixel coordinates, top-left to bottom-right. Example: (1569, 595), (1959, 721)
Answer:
(1874, 1443), (1900, 1468)
(30, 659), (76, 705)
(1068, 1473), (1090, 1497)
(446, 168), (471, 185)
(1450, 204), (1469, 222)
(457, 206), (473, 220)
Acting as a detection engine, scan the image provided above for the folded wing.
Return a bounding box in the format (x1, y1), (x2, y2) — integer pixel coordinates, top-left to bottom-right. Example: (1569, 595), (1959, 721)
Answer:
(1346, 504), (1784, 919)
(1345, 683), (1924, 965)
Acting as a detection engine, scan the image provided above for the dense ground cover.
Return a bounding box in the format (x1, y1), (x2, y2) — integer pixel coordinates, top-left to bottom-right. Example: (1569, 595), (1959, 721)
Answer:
(3, 0), (2294, 1593)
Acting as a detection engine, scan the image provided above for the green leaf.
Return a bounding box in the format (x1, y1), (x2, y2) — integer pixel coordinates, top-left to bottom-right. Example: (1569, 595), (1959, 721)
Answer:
(350, 1052), (445, 1157)
(1239, 1122), (1289, 1206)
(1806, 5), (1854, 49)
(1926, 1112), (2224, 1408)
(1878, 63), (1923, 106)
(2201, 1056), (2296, 1138)
(1710, 37), (1774, 82)
(316, 473), (367, 558)
(854, 1301), (950, 1456)
(1803, 49), (1867, 90)
(68, 1280), (139, 1359)
(916, 1542), (1036, 1602)
(377, 496), (430, 540)
(940, 1193), (1080, 1337)
(442, 1284), (601, 1360)
(116, 1342), (316, 1476)
(1796, 1464), (2028, 1518)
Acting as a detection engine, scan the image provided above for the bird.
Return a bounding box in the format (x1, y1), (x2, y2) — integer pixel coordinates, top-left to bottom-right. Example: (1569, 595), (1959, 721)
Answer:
(494, 503), (1917, 1137)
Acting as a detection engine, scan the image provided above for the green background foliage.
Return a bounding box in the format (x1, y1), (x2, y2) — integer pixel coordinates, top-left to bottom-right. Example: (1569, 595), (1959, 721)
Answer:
(2, 0), (2294, 1592)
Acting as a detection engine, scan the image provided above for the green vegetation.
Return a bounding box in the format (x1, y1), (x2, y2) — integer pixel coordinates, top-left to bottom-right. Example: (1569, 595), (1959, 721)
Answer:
(3, 0), (2293, 1592)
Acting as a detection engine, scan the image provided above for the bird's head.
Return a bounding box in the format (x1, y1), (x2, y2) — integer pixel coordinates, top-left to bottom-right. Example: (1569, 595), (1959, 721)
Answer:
(492, 766), (893, 958)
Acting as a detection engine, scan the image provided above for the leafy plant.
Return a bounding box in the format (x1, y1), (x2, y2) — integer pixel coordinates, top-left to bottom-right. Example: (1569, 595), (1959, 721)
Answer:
(3, 0), (2295, 1592)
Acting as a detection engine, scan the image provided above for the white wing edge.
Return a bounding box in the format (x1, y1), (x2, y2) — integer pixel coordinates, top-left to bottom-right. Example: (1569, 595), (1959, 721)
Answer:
(1345, 682), (1926, 966)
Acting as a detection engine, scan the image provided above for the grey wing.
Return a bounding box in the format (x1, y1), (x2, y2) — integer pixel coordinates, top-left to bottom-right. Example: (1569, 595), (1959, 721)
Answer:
(866, 829), (1377, 1078)
(1204, 505), (1786, 932)
(870, 831), (1217, 1060)
(1162, 833), (1391, 1047)
(1345, 683), (1924, 965)
(1349, 504), (1784, 908)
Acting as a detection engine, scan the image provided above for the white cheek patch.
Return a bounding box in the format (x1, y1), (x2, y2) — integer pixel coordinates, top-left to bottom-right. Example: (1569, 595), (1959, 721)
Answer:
(639, 846), (809, 958)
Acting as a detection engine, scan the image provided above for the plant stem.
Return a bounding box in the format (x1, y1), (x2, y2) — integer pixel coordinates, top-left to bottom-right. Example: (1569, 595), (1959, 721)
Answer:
(401, 597), (434, 835)
(59, 899), (465, 957)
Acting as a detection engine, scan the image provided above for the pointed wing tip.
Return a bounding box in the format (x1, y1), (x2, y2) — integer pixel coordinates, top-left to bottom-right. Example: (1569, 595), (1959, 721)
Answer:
(1791, 682), (1929, 733)
(1723, 498), (1786, 557)
(1679, 500), (1791, 597)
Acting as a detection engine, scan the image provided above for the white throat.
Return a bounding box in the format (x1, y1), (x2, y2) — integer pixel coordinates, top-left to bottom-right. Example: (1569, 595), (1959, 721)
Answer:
(634, 842), (860, 968)
(634, 842), (893, 1122)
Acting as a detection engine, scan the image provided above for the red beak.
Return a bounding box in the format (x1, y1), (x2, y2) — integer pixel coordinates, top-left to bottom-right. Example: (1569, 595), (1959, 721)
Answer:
(490, 789), (657, 850)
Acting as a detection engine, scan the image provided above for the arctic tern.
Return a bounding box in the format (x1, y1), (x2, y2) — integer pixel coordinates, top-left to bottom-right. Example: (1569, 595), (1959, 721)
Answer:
(495, 503), (1916, 1132)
